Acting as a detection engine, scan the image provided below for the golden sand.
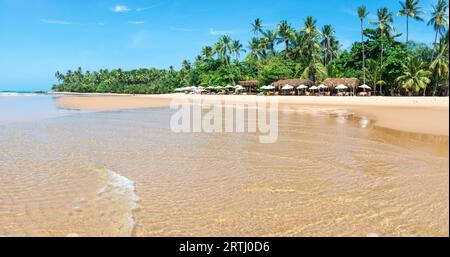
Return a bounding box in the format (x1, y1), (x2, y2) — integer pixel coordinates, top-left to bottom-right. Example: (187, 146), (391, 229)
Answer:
(57, 94), (449, 136)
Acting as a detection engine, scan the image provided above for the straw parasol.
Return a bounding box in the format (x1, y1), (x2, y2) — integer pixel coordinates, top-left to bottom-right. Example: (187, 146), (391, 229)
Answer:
(272, 79), (313, 90)
(224, 85), (234, 89)
(297, 85), (308, 89)
(238, 81), (260, 93)
(309, 86), (319, 90)
(359, 84), (371, 90)
(263, 85), (275, 90)
(335, 84), (348, 90)
(282, 84), (294, 90)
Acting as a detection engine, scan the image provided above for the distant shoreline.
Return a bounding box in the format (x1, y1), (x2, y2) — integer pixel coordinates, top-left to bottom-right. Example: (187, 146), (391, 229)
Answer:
(56, 94), (449, 136)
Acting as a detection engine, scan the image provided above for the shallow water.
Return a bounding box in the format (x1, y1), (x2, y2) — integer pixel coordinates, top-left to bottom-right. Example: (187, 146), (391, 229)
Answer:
(0, 97), (448, 236)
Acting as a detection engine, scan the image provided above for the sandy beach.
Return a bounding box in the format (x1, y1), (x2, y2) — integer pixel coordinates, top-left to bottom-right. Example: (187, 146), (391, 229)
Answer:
(57, 94), (449, 136)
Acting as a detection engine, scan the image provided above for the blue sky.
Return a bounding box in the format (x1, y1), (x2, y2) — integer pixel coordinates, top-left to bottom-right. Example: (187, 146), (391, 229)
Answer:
(0, 0), (438, 90)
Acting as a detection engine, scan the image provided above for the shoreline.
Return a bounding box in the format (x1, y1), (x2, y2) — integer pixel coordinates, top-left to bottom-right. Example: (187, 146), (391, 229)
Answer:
(56, 94), (449, 136)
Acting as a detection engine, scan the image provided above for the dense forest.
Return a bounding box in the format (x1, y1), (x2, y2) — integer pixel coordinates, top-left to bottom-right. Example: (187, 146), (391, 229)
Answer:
(52, 0), (449, 96)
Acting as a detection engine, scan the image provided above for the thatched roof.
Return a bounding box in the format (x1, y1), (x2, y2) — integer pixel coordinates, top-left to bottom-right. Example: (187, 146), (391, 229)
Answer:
(322, 78), (360, 89)
(238, 81), (260, 87)
(272, 79), (314, 88)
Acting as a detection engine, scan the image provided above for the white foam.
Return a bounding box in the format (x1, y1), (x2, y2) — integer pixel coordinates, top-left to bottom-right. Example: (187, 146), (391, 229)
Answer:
(98, 168), (140, 236)
(0, 92), (40, 97)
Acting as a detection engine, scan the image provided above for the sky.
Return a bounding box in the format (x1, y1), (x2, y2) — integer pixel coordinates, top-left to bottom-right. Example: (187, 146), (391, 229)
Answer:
(0, 0), (439, 91)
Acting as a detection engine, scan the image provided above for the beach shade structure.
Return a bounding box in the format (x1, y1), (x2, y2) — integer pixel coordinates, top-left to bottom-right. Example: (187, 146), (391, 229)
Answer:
(264, 85), (275, 90)
(296, 85), (308, 95)
(309, 86), (319, 90)
(322, 78), (360, 96)
(281, 84), (294, 95)
(282, 84), (294, 90)
(359, 84), (371, 90)
(272, 79), (314, 91)
(234, 85), (245, 91)
(224, 85), (235, 89)
(318, 84), (328, 89)
(238, 81), (260, 93)
(335, 84), (348, 90)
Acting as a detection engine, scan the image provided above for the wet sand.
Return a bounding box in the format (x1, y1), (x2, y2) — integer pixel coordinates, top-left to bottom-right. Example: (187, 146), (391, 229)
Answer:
(57, 94), (449, 136)
(1, 94), (449, 236)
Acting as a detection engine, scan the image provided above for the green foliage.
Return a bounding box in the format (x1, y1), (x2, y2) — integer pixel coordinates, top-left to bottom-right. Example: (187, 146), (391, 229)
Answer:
(53, 2), (449, 96)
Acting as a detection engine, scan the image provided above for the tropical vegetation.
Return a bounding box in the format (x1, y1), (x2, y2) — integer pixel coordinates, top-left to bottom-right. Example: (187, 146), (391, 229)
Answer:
(52, 0), (449, 96)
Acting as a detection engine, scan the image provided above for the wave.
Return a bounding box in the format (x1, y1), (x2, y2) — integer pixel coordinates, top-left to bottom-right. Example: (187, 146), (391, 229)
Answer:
(0, 92), (42, 97)
(96, 167), (140, 236)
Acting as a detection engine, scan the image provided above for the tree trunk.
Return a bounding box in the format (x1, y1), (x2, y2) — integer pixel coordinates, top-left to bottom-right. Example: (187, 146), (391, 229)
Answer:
(380, 41), (384, 96)
(406, 16), (409, 42)
(361, 20), (366, 85)
(285, 40), (289, 58)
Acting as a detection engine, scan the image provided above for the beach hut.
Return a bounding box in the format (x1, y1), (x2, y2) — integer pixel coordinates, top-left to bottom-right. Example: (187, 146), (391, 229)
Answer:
(321, 78), (360, 96)
(238, 81), (260, 93)
(272, 79), (314, 91)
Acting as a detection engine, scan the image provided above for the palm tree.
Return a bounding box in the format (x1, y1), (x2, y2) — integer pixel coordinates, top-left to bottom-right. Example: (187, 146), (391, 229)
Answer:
(262, 30), (277, 54)
(300, 16), (324, 83)
(366, 59), (385, 94)
(428, 0), (449, 60)
(430, 34), (449, 95)
(201, 46), (214, 60)
(248, 37), (261, 60)
(321, 25), (334, 66)
(399, 0), (424, 42)
(251, 18), (263, 37)
(396, 57), (432, 95)
(231, 40), (245, 60)
(277, 20), (293, 58)
(358, 5), (369, 85)
(371, 7), (396, 95)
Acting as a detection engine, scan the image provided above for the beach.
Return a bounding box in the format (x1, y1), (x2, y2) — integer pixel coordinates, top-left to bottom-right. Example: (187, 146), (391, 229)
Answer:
(57, 94), (449, 136)
(0, 94), (448, 236)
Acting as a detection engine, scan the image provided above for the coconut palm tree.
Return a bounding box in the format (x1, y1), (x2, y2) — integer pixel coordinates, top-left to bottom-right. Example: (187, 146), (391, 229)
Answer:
(321, 25), (334, 65)
(396, 57), (432, 95)
(399, 0), (424, 42)
(262, 30), (277, 54)
(277, 20), (293, 58)
(300, 16), (325, 82)
(428, 0), (449, 59)
(231, 40), (245, 60)
(358, 5), (369, 85)
(251, 18), (263, 37)
(370, 7), (396, 95)
(201, 46), (214, 60)
(248, 37), (261, 60)
(430, 33), (449, 95)
(366, 59), (385, 94)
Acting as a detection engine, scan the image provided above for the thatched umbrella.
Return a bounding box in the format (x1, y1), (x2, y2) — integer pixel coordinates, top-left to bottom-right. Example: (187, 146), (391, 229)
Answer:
(322, 78), (360, 95)
(238, 81), (260, 93)
(296, 85), (308, 95)
(272, 79), (314, 90)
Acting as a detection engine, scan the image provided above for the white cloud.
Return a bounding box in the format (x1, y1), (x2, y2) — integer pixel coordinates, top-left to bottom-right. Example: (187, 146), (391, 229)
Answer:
(112, 5), (130, 13)
(129, 21), (145, 25)
(209, 28), (233, 36)
(41, 19), (72, 25)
